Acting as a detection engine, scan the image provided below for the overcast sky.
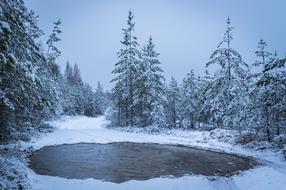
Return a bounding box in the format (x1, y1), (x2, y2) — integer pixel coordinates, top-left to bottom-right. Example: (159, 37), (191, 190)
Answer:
(24, 0), (286, 90)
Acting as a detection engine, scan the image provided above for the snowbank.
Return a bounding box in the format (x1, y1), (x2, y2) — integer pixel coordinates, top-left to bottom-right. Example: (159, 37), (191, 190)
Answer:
(26, 116), (286, 190)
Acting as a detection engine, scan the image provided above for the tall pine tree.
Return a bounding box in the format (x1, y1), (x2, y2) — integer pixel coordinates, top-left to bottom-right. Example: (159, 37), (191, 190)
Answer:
(180, 70), (199, 129)
(204, 17), (249, 128)
(165, 77), (181, 128)
(135, 37), (165, 127)
(111, 10), (141, 127)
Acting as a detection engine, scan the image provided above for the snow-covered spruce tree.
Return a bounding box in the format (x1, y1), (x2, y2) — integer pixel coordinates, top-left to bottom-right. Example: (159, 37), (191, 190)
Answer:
(195, 72), (214, 128)
(44, 19), (64, 115)
(0, 0), (62, 189)
(251, 40), (286, 141)
(134, 37), (165, 127)
(165, 77), (182, 128)
(70, 63), (84, 113)
(180, 70), (199, 129)
(82, 83), (99, 117)
(60, 61), (104, 117)
(204, 17), (249, 129)
(59, 61), (75, 114)
(46, 19), (62, 77)
(63, 62), (84, 114)
(64, 61), (73, 81)
(151, 99), (168, 128)
(94, 81), (108, 115)
(265, 55), (286, 138)
(251, 39), (274, 140)
(73, 63), (82, 84)
(47, 20), (61, 62)
(0, 0), (58, 141)
(81, 81), (106, 117)
(111, 10), (141, 127)
(0, 1), (15, 139)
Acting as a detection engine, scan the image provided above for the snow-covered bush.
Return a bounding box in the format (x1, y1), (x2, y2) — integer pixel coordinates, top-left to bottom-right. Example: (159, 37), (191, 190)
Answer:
(0, 146), (31, 190)
(115, 125), (166, 135)
(209, 128), (235, 143)
(236, 132), (257, 145)
(273, 134), (286, 149)
(236, 131), (286, 151)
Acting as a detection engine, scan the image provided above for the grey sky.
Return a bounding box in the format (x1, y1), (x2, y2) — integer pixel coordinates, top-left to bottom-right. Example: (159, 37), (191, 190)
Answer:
(24, 0), (286, 90)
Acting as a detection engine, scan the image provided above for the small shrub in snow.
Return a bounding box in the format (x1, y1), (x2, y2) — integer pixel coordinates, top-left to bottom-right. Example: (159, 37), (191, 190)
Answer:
(273, 134), (286, 149)
(209, 129), (235, 143)
(0, 146), (31, 190)
(236, 132), (257, 145)
(117, 125), (168, 135)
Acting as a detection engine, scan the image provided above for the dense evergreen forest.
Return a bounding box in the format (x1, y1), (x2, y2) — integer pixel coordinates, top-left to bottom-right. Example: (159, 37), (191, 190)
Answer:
(1, 1), (284, 144)
(1, 1), (286, 190)
(0, 0), (108, 142)
(110, 10), (286, 142)
(0, 1), (285, 147)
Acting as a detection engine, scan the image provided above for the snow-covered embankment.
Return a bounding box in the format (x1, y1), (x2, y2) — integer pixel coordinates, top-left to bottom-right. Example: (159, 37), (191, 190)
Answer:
(27, 116), (286, 190)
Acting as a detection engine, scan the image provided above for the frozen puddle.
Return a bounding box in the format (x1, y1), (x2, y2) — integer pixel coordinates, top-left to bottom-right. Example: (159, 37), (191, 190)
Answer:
(29, 142), (256, 183)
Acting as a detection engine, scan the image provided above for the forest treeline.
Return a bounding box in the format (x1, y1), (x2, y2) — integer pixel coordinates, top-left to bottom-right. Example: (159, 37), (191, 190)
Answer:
(0, 0), (285, 144)
(110, 10), (286, 142)
(0, 0), (108, 142)
(1, 1), (285, 190)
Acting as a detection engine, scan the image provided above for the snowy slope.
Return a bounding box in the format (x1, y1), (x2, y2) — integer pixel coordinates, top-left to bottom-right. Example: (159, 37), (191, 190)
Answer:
(26, 116), (286, 190)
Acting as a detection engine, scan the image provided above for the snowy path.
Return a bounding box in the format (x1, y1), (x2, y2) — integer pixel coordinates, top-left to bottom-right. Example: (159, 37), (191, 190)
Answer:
(26, 116), (286, 190)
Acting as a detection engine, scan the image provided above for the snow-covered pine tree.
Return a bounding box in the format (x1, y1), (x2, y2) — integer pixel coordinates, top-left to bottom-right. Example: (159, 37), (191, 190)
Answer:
(60, 61), (75, 114)
(180, 70), (199, 129)
(251, 40), (286, 140)
(64, 61), (73, 82)
(0, 0), (105, 143)
(151, 100), (167, 129)
(61, 62), (103, 116)
(265, 55), (286, 137)
(44, 19), (63, 115)
(73, 63), (82, 84)
(135, 37), (165, 127)
(0, 0), (58, 140)
(0, 2), (15, 121)
(46, 19), (62, 77)
(204, 17), (249, 129)
(66, 62), (84, 114)
(82, 83), (97, 117)
(165, 77), (181, 128)
(46, 19), (62, 64)
(251, 39), (274, 140)
(195, 71), (215, 128)
(94, 81), (108, 115)
(111, 9), (141, 127)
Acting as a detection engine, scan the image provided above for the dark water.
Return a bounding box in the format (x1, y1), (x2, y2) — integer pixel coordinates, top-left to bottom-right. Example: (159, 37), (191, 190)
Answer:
(29, 142), (256, 183)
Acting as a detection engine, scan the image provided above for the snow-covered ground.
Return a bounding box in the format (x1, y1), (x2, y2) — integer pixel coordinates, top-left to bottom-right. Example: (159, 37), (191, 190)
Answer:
(25, 116), (286, 190)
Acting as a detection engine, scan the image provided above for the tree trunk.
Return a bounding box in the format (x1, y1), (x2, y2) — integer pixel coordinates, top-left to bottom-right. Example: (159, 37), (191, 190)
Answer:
(267, 127), (271, 142)
(276, 126), (280, 136)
